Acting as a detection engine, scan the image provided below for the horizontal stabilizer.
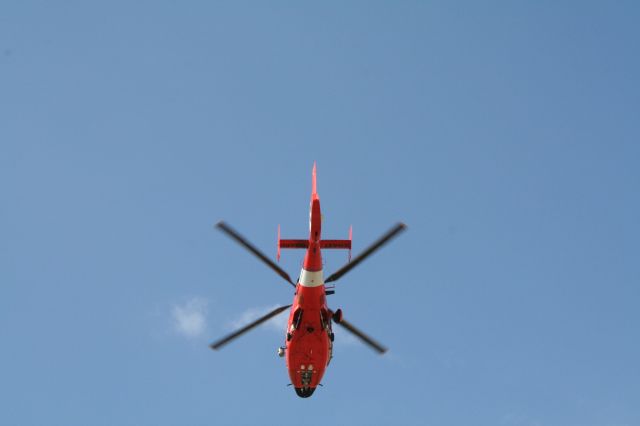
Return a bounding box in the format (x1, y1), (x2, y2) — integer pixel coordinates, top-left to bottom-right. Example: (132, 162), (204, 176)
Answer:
(278, 239), (351, 250)
(320, 240), (352, 249)
(277, 224), (353, 262)
(277, 224), (309, 261)
(324, 226), (352, 260)
(280, 239), (309, 249)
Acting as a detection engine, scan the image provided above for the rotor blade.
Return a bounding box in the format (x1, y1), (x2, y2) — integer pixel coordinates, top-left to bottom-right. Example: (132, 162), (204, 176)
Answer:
(325, 223), (406, 283)
(336, 318), (387, 354)
(210, 304), (292, 350)
(216, 221), (295, 287)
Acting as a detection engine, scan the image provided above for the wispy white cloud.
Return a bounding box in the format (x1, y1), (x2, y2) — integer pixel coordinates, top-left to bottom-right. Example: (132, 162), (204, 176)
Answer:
(227, 304), (289, 333)
(172, 297), (208, 339)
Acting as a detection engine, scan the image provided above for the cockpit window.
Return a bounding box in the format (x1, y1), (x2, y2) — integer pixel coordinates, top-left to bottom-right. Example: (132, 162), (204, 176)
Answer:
(292, 308), (303, 329)
(320, 310), (328, 329)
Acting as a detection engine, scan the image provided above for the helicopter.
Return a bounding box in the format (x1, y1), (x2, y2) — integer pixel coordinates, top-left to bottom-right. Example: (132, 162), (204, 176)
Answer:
(210, 163), (406, 398)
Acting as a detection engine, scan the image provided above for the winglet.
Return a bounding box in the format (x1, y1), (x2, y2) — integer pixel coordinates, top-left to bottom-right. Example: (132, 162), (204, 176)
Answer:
(348, 225), (353, 262)
(277, 224), (281, 261)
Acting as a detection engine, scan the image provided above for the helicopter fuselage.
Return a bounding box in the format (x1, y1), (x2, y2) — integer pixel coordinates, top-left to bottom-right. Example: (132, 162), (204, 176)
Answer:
(284, 190), (332, 398)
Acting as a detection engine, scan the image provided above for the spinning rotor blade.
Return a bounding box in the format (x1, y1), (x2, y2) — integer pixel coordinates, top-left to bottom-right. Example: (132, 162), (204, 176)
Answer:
(334, 317), (387, 354)
(325, 223), (406, 283)
(210, 304), (292, 350)
(216, 221), (295, 287)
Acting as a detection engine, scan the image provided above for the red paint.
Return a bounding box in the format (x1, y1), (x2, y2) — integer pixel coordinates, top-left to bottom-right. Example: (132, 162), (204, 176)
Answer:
(284, 163), (332, 396)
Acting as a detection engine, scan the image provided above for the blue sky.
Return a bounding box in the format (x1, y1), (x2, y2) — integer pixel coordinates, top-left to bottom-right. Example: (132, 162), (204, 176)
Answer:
(1, 2), (639, 425)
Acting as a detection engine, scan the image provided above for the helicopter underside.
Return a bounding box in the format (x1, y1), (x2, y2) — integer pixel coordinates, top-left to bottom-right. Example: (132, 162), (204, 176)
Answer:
(285, 284), (332, 397)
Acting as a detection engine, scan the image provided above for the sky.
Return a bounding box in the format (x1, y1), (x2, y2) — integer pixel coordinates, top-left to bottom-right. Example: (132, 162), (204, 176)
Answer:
(1, 1), (639, 425)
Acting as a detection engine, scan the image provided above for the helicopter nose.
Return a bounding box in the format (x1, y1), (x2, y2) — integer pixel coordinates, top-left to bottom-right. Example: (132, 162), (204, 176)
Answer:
(294, 387), (316, 398)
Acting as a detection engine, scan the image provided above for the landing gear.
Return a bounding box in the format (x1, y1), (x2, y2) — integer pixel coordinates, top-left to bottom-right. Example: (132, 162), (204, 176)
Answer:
(332, 309), (343, 324)
(277, 346), (285, 357)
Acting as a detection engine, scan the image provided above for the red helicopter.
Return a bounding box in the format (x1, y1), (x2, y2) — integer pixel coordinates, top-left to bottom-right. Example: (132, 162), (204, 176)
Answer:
(211, 163), (406, 398)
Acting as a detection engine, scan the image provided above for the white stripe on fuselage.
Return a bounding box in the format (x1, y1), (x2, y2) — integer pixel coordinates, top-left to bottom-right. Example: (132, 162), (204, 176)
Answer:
(299, 269), (324, 287)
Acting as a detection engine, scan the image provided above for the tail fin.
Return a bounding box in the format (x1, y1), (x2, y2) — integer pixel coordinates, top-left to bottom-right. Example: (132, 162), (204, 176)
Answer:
(312, 161), (318, 198)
